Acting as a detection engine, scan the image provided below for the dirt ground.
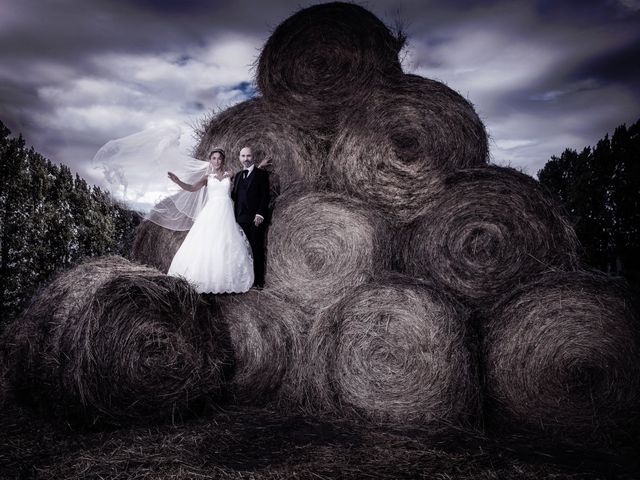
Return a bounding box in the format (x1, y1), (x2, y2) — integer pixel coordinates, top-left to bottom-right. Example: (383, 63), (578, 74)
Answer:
(1, 400), (638, 480)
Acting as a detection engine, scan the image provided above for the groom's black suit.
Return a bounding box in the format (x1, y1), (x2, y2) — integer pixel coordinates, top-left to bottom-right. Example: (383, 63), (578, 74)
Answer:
(232, 167), (270, 287)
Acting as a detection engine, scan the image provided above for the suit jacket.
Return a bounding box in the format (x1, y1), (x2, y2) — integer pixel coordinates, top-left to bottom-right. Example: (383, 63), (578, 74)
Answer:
(232, 167), (270, 224)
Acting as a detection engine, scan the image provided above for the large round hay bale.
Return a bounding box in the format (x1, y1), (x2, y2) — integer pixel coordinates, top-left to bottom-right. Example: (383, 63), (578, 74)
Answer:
(194, 98), (327, 189)
(256, 2), (404, 133)
(217, 290), (307, 405)
(131, 220), (188, 273)
(3, 256), (231, 425)
(483, 271), (640, 444)
(327, 74), (489, 225)
(266, 189), (390, 312)
(396, 166), (579, 307)
(298, 277), (479, 427)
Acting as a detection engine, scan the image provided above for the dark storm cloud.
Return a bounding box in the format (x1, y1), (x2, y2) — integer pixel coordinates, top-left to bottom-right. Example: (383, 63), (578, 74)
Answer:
(0, 0), (311, 72)
(120, 0), (232, 14)
(535, 0), (640, 21)
(0, 75), (61, 146)
(570, 38), (640, 85)
(1, 2), (217, 61)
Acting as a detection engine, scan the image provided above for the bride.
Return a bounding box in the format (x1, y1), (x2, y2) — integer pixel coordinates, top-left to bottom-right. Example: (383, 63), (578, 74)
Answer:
(166, 147), (254, 294)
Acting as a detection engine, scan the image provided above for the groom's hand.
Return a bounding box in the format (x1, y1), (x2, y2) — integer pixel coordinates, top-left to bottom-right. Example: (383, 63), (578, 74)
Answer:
(254, 214), (264, 227)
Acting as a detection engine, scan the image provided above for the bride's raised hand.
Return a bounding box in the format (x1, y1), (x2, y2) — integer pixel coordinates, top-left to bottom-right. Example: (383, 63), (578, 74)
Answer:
(167, 171), (179, 183)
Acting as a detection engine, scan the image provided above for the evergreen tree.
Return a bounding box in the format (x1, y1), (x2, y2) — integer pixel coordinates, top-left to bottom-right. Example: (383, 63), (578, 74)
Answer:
(610, 122), (640, 283)
(0, 121), (141, 326)
(538, 119), (640, 284)
(0, 123), (30, 319)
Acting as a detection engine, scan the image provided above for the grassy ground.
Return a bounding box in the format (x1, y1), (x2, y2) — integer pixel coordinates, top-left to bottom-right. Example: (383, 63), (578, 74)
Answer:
(1, 400), (638, 480)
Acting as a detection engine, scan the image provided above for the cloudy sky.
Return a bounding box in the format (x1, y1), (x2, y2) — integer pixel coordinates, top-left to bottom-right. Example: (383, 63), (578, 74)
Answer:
(1, 0), (639, 200)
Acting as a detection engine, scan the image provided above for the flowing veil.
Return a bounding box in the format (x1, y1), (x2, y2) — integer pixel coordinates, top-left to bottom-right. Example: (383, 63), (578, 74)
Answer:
(92, 124), (211, 231)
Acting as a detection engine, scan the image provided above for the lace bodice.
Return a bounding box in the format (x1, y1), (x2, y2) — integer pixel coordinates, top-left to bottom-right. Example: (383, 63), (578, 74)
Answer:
(207, 174), (231, 198)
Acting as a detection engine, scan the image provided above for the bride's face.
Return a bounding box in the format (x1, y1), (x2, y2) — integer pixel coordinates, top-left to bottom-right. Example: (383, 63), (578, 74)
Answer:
(209, 152), (224, 170)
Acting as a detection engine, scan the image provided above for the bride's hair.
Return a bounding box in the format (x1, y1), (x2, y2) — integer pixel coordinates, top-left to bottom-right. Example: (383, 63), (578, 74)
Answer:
(209, 147), (226, 161)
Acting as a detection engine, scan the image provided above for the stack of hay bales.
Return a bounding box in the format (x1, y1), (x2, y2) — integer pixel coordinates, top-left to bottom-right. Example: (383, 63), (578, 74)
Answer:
(205, 2), (638, 443)
(6, 2), (638, 443)
(1, 256), (232, 425)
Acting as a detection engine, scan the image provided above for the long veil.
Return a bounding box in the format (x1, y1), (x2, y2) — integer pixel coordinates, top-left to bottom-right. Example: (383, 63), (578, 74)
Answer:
(91, 124), (211, 231)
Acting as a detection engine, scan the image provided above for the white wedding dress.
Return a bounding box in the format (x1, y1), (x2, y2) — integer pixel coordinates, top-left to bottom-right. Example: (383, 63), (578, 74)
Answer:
(168, 174), (254, 294)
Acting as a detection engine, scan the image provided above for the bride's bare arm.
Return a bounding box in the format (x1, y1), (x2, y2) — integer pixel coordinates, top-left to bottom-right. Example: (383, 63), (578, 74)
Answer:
(167, 172), (207, 191)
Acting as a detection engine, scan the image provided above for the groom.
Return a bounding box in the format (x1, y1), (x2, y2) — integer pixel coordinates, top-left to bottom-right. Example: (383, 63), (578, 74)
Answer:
(232, 146), (270, 288)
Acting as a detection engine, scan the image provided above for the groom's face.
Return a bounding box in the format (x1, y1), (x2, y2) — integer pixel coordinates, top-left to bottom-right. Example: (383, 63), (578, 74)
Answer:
(239, 147), (253, 168)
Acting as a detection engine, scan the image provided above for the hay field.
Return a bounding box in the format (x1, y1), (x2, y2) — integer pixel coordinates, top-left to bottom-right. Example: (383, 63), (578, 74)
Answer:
(1, 402), (639, 479)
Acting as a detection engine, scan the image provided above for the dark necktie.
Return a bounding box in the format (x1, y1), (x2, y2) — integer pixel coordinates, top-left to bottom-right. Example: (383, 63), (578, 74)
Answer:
(243, 169), (249, 179)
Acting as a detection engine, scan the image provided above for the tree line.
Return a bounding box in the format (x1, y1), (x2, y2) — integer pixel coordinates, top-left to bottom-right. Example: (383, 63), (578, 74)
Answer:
(0, 121), (140, 326)
(538, 118), (640, 287)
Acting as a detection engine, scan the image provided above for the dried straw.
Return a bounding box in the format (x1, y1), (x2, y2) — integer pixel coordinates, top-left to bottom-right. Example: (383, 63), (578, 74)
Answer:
(327, 73), (489, 225)
(396, 166), (580, 307)
(217, 290), (308, 405)
(482, 270), (640, 444)
(195, 98), (327, 189)
(3, 256), (231, 425)
(130, 220), (187, 273)
(266, 189), (390, 313)
(256, 2), (405, 134)
(0, 349), (9, 408)
(298, 276), (480, 428)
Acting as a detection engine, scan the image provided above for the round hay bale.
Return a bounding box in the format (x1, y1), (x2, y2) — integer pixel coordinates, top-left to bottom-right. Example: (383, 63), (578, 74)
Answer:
(266, 189), (390, 312)
(396, 166), (580, 307)
(482, 271), (640, 444)
(256, 2), (404, 133)
(131, 220), (188, 273)
(327, 73), (489, 225)
(217, 290), (307, 405)
(195, 98), (327, 189)
(4, 256), (231, 425)
(299, 277), (479, 427)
